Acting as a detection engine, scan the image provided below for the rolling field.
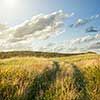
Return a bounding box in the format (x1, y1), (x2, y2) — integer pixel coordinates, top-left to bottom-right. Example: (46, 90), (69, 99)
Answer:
(0, 52), (100, 100)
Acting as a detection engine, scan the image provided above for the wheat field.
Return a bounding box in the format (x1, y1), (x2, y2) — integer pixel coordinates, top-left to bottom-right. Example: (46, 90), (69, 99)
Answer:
(0, 52), (100, 100)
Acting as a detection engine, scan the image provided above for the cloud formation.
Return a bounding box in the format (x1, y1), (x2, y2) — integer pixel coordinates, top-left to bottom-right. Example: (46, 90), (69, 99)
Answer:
(85, 26), (99, 33)
(71, 34), (100, 45)
(38, 33), (100, 53)
(88, 41), (100, 50)
(0, 10), (100, 53)
(0, 10), (73, 44)
(69, 14), (100, 28)
(0, 23), (9, 32)
(0, 41), (32, 51)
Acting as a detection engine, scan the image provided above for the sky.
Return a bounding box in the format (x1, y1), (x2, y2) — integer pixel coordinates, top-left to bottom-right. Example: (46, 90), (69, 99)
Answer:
(0, 0), (100, 53)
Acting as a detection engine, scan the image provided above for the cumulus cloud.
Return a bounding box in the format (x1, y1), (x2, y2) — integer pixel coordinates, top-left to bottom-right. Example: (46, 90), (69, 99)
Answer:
(0, 40), (32, 51)
(1, 10), (73, 43)
(13, 10), (73, 40)
(88, 41), (100, 50)
(0, 10), (74, 51)
(68, 34), (100, 53)
(38, 34), (100, 53)
(0, 10), (99, 53)
(71, 34), (100, 45)
(69, 14), (100, 28)
(0, 23), (9, 32)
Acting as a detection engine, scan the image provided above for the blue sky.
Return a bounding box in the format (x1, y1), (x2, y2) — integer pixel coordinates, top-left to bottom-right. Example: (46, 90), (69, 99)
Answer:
(0, 0), (100, 53)
(0, 0), (100, 25)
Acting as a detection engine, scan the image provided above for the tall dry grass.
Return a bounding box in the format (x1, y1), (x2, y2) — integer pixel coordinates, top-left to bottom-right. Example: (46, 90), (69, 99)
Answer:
(0, 54), (100, 100)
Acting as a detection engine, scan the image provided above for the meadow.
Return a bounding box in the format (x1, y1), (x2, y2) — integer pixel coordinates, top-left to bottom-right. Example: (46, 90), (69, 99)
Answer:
(0, 52), (100, 100)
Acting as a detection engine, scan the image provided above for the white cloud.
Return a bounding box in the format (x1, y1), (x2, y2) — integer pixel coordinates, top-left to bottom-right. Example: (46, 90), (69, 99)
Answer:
(0, 10), (74, 51)
(0, 11), (99, 53)
(71, 34), (100, 45)
(9, 10), (73, 42)
(0, 40), (32, 51)
(69, 14), (100, 28)
(38, 34), (100, 53)
(0, 23), (9, 32)
(0, 10), (73, 44)
(88, 41), (100, 50)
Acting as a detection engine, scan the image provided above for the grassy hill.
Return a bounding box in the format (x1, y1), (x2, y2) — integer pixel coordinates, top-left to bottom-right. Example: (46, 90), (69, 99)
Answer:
(0, 51), (96, 58)
(0, 51), (100, 100)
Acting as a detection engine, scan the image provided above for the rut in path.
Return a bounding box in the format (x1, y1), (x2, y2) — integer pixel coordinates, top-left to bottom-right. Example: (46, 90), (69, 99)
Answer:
(23, 61), (90, 100)
(62, 61), (90, 100)
(24, 61), (60, 100)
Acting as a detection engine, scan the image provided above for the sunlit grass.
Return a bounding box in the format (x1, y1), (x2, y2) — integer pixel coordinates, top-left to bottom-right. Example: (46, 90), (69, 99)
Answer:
(0, 53), (100, 100)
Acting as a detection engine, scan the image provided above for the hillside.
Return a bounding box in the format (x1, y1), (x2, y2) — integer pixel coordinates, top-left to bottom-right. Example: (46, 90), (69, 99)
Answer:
(0, 52), (100, 100)
(0, 51), (96, 59)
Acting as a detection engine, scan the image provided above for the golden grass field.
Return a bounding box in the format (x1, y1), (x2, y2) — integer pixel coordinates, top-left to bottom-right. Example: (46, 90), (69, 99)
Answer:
(0, 52), (100, 100)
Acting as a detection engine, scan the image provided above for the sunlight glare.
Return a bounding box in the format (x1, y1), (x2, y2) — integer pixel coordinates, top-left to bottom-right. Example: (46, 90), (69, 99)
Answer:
(4, 0), (18, 8)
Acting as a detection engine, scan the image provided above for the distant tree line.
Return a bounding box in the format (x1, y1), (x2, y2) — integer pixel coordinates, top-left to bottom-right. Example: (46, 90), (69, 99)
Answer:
(0, 51), (96, 59)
